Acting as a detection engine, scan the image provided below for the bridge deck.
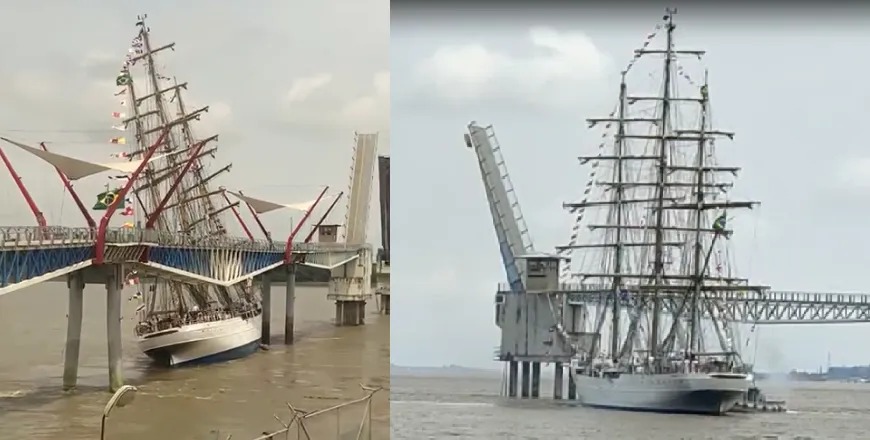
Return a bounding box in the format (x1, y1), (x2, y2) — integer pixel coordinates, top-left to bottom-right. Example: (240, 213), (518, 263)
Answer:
(496, 283), (870, 324)
(0, 226), (370, 296)
(0, 226), (359, 252)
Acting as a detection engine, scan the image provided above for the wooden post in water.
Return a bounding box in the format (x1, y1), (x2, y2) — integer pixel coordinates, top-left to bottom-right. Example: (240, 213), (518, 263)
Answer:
(63, 270), (85, 391)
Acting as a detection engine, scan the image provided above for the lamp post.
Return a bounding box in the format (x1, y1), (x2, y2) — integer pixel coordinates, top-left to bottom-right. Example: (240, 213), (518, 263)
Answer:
(100, 385), (138, 440)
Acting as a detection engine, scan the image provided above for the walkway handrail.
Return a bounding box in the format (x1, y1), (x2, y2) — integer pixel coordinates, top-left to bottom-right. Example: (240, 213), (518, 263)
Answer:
(0, 225), (365, 254)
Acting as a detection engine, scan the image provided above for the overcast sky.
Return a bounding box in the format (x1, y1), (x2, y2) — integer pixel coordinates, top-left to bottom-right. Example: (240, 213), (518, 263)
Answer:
(392, 5), (870, 372)
(0, 0), (388, 244)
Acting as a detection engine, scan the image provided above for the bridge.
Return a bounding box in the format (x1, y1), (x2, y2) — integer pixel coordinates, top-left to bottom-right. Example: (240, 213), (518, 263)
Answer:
(374, 155), (390, 314)
(496, 284), (870, 325)
(0, 131), (383, 392)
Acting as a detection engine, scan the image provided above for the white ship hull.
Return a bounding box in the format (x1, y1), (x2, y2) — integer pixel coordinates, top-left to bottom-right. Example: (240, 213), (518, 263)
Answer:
(138, 314), (262, 367)
(572, 372), (750, 415)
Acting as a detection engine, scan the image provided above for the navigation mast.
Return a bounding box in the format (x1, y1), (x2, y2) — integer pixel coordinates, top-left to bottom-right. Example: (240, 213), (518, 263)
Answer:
(647, 8), (676, 364)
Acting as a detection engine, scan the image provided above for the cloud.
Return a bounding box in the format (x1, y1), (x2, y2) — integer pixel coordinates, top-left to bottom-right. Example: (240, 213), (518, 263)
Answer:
(286, 73), (334, 103)
(413, 27), (610, 107)
(836, 157), (870, 190)
(340, 71), (390, 132)
(279, 71), (390, 135)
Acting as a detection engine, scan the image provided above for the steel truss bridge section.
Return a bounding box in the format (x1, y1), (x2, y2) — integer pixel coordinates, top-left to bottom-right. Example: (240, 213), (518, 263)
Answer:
(496, 284), (870, 324)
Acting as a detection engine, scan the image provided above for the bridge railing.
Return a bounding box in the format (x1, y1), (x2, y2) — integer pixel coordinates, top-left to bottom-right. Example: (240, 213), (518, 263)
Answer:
(0, 225), (368, 254)
(495, 283), (870, 305)
(0, 225), (96, 247)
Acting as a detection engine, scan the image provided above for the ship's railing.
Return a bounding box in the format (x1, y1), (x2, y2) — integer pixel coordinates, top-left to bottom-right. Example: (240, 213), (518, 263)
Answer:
(0, 225), (367, 254)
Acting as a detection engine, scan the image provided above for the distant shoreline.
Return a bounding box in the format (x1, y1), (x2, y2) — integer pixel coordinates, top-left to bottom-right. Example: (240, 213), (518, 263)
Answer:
(391, 364), (502, 378)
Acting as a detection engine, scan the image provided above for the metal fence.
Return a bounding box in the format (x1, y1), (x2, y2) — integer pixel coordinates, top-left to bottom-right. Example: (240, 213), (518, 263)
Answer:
(211, 385), (383, 440)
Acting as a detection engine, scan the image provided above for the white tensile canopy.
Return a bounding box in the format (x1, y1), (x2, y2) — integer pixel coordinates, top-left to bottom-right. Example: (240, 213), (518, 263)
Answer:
(0, 137), (168, 181)
(226, 190), (325, 214)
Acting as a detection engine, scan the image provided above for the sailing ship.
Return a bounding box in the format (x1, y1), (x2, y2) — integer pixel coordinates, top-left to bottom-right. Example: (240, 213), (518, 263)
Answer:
(559, 9), (762, 415)
(116, 16), (263, 366)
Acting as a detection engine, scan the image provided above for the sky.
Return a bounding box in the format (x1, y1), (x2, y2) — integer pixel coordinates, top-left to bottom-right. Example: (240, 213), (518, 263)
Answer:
(0, 0), (389, 245)
(391, 4), (870, 372)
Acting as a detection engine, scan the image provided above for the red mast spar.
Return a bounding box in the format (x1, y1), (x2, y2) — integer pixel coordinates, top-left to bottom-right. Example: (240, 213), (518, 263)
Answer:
(40, 142), (96, 229)
(0, 143), (47, 229)
(302, 191), (343, 244)
(221, 189), (255, 241)
(240, 189), (273, 242)
(284, 186), (329, 264)
(94, 128), (171, 265)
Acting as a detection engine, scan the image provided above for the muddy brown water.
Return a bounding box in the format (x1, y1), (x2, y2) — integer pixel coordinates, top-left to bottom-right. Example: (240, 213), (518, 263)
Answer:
(0, 283), (389, 439)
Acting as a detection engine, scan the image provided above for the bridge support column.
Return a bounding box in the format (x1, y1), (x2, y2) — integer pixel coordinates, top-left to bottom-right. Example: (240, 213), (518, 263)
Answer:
(554, 362), (563, 400)
(381, 293), (390, 315)
(335, 300), (365, 326)
(531, 362), (540, 398)
(284, 265), (296, 344)
(260, 276), (272, 345)
(106, 266), (124, 392)
(520, 361), (530, 398)
(63, 271), (85, 391)
(508, 360), (518, 398)
(568, 372), (577, 400)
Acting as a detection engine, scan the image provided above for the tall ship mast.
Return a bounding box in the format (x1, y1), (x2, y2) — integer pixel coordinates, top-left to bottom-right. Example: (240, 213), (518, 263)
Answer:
(116, 15), (262, 366)
(560, 9), (764, 415)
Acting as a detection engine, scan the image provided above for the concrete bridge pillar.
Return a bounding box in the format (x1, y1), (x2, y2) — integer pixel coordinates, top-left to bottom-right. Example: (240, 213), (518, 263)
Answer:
(568, 371), (577, 400)
(521, 361), (530, 398)
(62, 270), (85, 391)
(335, 300), (365, 326)
(531, 362), (541, 398)
(508, 360), (518, 397)
(260, 276), (272, 345)
(284, 264), (296, 344)
(554, 362), (563, 400)
(106, 265), (124, 392)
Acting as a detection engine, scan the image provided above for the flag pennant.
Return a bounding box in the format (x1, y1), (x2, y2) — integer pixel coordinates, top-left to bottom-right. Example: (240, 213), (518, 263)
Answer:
(112, 124), (127, 131)
(712, 213), (727, 232)
(110, 137), (126, 145)
(107, 174), (129, 180)
(110, 152), (129, 159)
(116, 72), (132, 86)
(711, 212), (733, 239)
(120, 206), (134, 216)
(93, 189), (125, 210)
(112, 112), (126, 119)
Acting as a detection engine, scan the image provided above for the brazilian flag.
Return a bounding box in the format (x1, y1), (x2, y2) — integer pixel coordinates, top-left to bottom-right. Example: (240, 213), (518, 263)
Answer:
(93, 189), (125, 210)
(116, 72), (132, 86)
(712, 212), (732, 239)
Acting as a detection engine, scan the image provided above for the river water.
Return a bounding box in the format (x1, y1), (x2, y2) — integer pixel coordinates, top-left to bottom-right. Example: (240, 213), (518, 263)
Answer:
(0, 283), (389, 439)
(392, 372), (870, 439)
